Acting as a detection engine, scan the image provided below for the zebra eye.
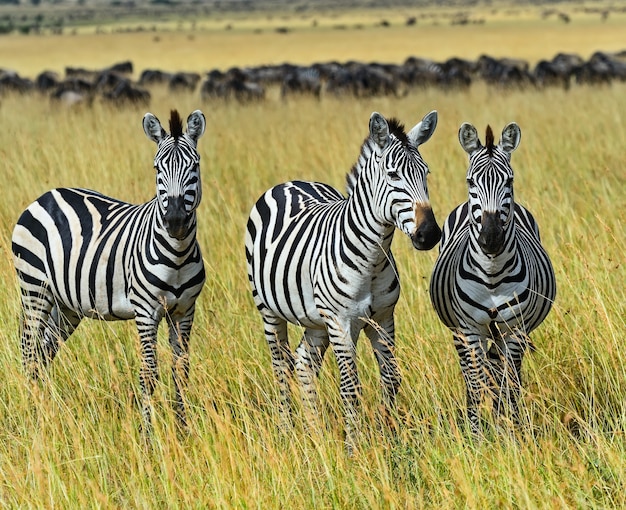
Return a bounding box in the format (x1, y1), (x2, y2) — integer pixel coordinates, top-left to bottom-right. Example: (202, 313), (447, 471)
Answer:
(388, 171), (401, 181)
(506, 177), (514, 186)
(467, 178), (475, 187)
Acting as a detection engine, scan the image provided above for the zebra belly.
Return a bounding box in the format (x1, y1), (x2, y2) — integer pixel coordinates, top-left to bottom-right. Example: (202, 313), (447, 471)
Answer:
(463, 278), (528, 321)
(434, 256), (549, 337)
(81, 270), (135, 320)
(254, 256), (325, 328)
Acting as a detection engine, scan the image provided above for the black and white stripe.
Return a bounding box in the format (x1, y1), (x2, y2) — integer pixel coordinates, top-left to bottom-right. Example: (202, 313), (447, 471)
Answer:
(429, 122), (556, 435)
(12, 110), (206, 434)
(245, 111), (441, 452)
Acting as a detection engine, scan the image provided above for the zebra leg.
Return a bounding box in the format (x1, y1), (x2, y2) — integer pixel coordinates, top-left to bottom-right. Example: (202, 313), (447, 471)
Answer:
(135, 314), (160, 437)
(167, 310), (193, 432)
(364, 317), (401, 425)
(18, 283), (54, 380)
(262, 312), (294, 430)
(41, 305), (81, 366)
(486, 341), (506, 421)
(491, 333), (527, 428)
(294, 328), (329, 419)
(327, 318), (361, 455)
(453, 332), (490, 437)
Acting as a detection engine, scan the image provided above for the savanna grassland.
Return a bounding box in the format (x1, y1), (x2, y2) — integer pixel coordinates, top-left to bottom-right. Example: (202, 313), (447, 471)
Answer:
(0, 2), (625, 508)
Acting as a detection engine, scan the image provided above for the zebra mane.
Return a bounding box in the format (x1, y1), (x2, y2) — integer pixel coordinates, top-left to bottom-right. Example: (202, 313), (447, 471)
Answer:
(485, 125), (494, 156)
(169, 110), (183, 139)
(387, 118), (409, 147)
(346, 117), (408, 196)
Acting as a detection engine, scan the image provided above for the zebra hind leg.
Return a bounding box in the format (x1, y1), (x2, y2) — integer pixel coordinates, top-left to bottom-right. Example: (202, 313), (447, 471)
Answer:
(41, 305), (81, 367)
(167, 311), (193, 434)
(262, 312), (294, 431)
(18, 283), (55, 380)
(294, 328), (329, 424)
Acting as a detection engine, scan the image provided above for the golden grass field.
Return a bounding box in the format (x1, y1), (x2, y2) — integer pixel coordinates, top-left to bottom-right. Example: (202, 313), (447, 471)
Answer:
(0, 3), (625, 508)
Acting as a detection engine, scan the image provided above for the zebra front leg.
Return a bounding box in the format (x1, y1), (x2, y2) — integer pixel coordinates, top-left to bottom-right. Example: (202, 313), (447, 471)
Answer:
(262, 313), (294, 431)
(167, 310), (193, 433)
(294, 328), (330, 421)
(489, 333), (528, 428)
(328, 319), (361, 455)
(486, 340), (506, 421)
(453, 332), (490, 437)
(135, 314), (160, 438)
(364, 316), (400, 424)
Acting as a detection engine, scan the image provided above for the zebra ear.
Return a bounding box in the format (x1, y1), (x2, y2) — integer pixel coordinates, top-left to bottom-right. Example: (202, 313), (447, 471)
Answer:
(186, 110), (206, 144)
(369, 112), (390, 150)
(500, 122), (521, 154)
(143, 113), (166, 143)
(458, 123), (482, 154)
(407, 110), (438, 147)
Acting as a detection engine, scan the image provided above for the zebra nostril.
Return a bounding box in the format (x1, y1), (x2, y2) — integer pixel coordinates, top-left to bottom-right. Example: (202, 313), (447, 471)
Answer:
(412, 221), (442, 251)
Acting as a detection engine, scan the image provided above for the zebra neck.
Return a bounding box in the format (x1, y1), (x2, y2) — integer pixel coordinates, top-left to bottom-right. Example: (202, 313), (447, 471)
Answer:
(344, 178), (395, 256)
(468, 222), (518, 275)
(152, 206), (199, 255)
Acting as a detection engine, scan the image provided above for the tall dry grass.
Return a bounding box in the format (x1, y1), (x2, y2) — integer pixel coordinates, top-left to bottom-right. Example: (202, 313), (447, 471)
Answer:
(0, 10), (625, 508)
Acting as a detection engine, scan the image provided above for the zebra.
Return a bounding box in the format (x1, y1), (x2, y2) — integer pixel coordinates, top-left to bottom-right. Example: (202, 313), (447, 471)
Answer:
(429, 122), (556, 436)
(245, 110), (441, 452)
(12, 109), (206, 435)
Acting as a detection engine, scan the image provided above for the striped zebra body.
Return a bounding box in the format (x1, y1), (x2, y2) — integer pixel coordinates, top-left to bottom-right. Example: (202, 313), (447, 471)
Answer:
(429, 122), (556, 435)
(246, 111), (441, 452)
(12, 110), (206, 433)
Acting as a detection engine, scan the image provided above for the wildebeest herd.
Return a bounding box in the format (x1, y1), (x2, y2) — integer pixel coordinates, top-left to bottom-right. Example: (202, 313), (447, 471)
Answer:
(1, 49), (625, 107)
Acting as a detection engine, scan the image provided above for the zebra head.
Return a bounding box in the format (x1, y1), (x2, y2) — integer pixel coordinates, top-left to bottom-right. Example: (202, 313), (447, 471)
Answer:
(143, 110), (206, 240)
(368, 110), (441, 250)
(459, 122), (521, 256)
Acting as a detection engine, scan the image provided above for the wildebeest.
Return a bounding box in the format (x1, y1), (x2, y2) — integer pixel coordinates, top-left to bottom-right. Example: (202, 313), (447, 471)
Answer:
(477, 55), (534, 88)
(169, 72), (202, 93)
(0, 70), (34, 95)
(533, 53), (584, 89)
(574, 51), (626, 85)
(139, 69), (174, 86)
(102, 79), (151, 106)
(280, 66), (322, 100)
(35, 71), (60, 92)
(200, 67), (265, 103)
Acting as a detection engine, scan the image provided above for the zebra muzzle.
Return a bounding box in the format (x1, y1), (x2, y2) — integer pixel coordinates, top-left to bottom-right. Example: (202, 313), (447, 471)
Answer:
(164, 196), (192, 240)
(478, 212), (505, 255)
(411, 206), (441, 251)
